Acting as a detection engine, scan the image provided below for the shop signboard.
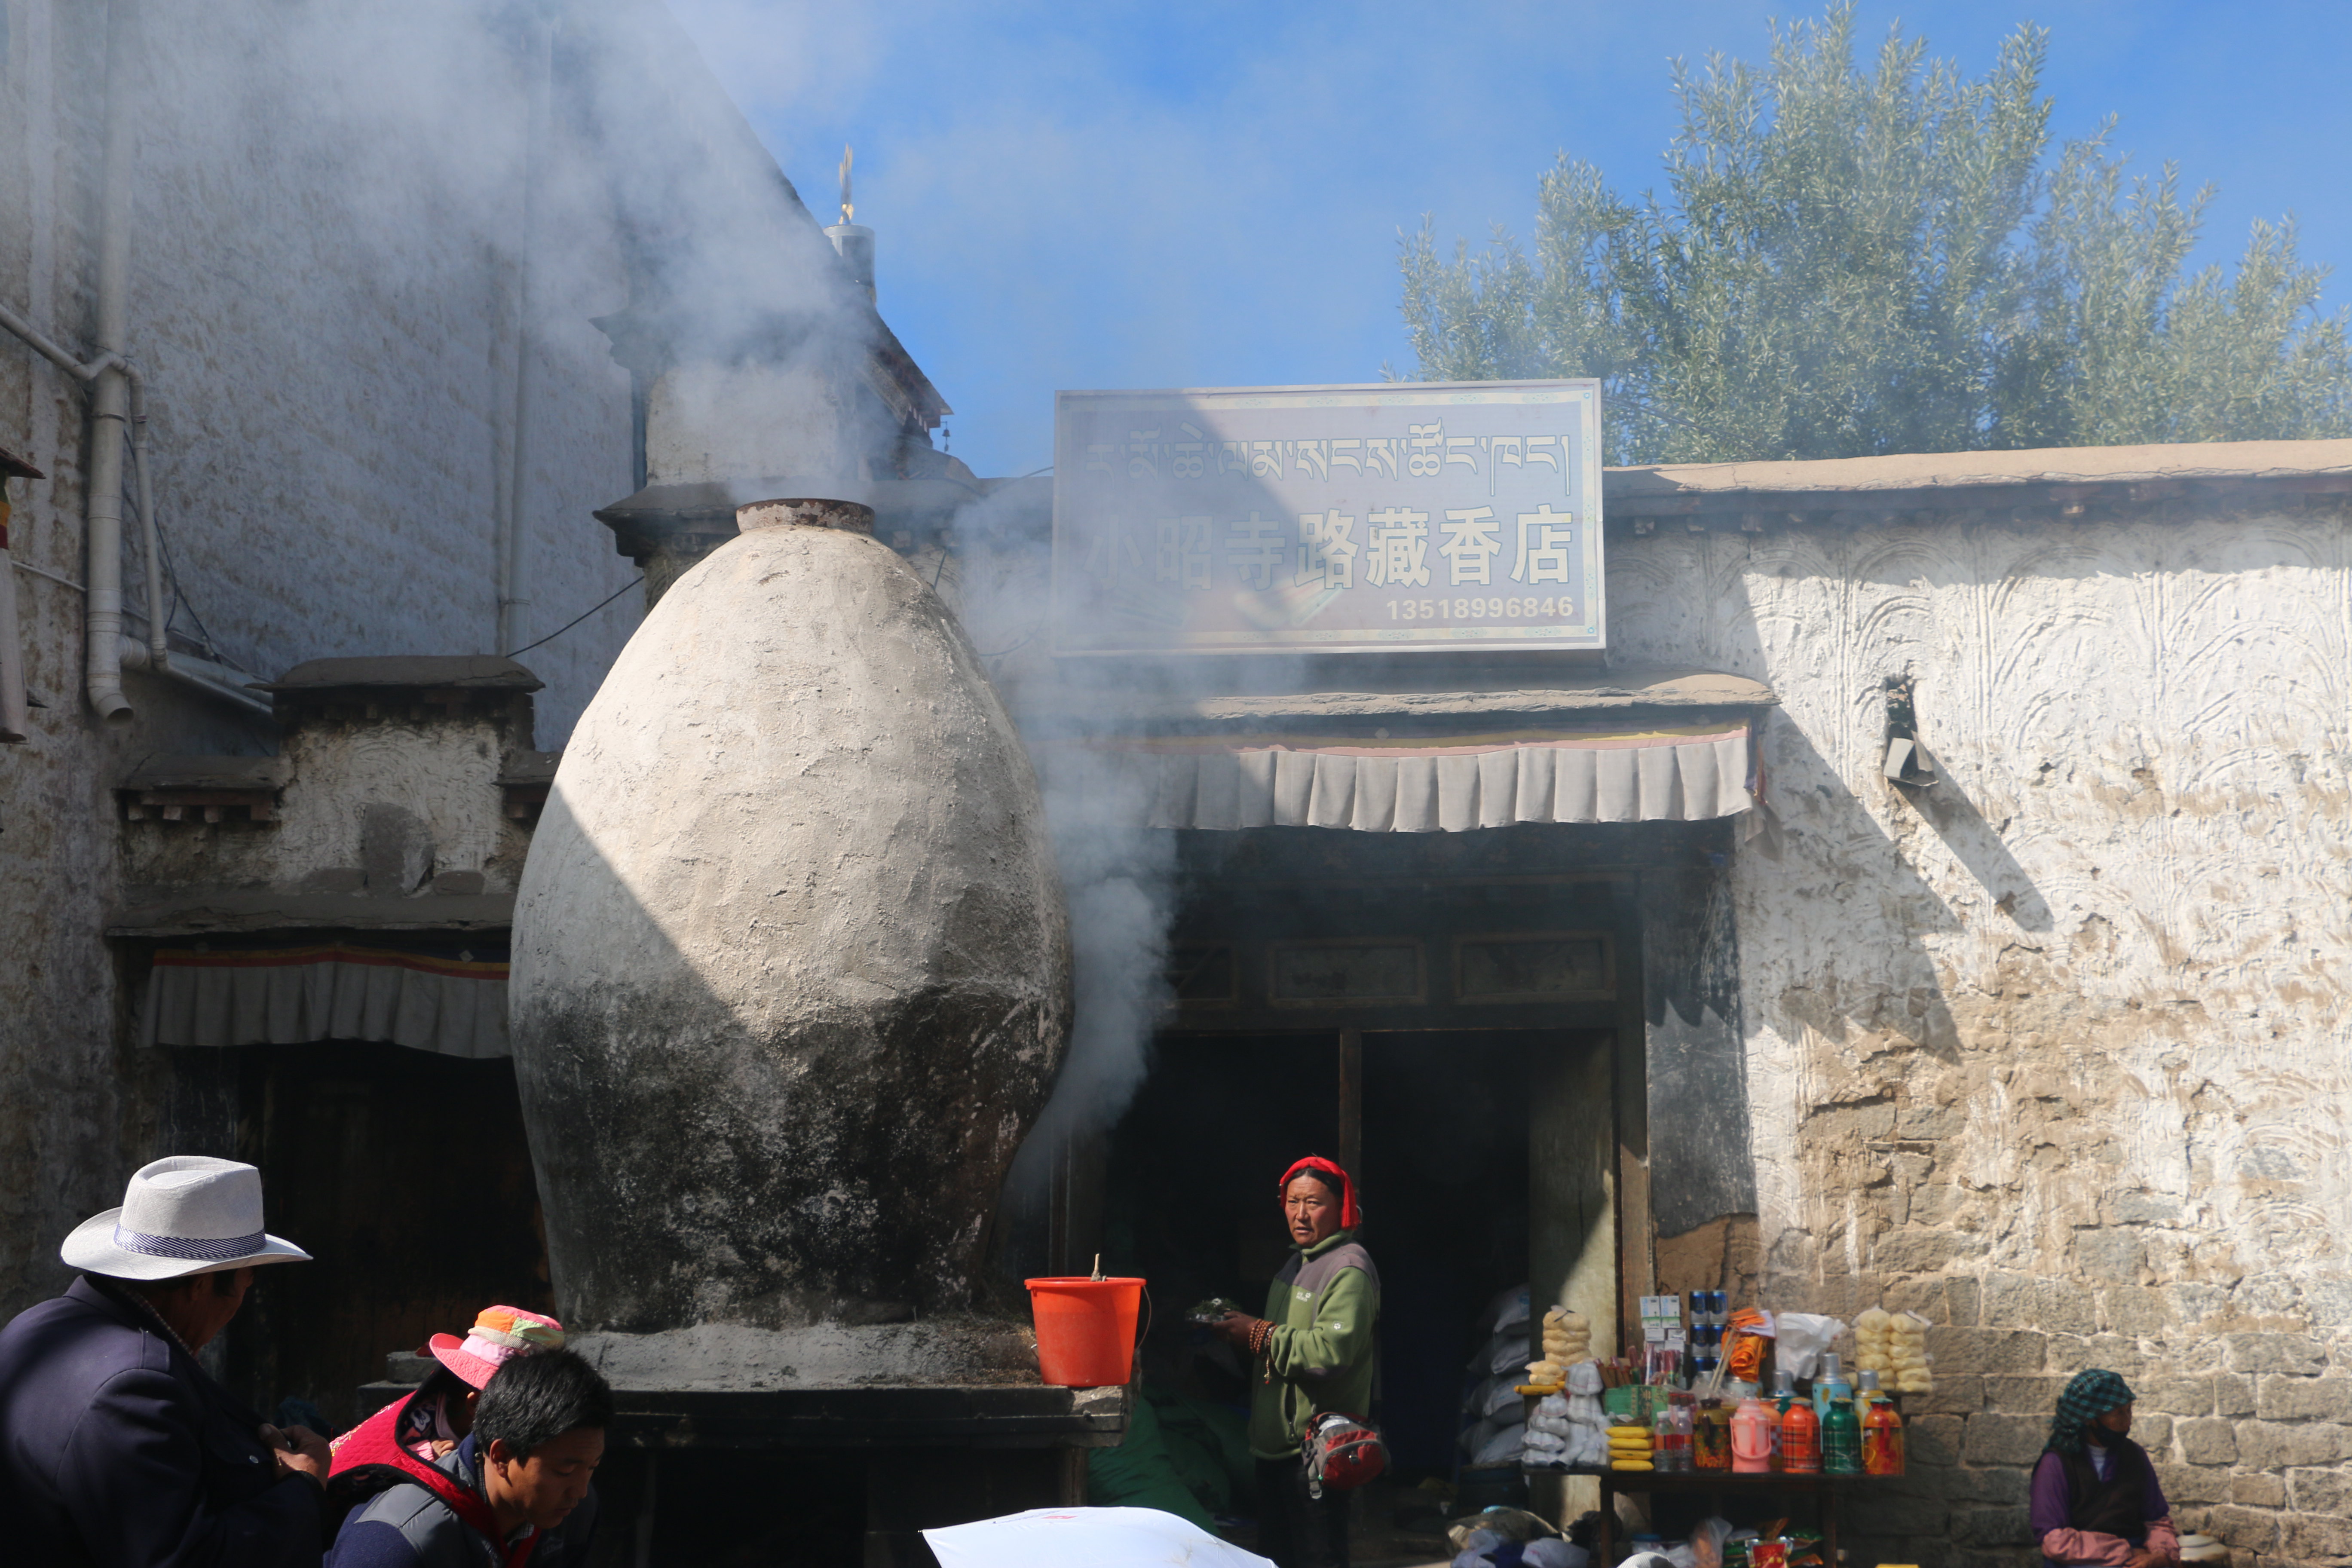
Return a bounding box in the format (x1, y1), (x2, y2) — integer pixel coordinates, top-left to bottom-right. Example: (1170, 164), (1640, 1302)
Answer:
(1052, 379), (1604, 655)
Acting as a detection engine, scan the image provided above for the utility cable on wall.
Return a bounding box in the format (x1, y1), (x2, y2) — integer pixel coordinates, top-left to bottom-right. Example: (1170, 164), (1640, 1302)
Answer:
(119, 431), (245, 672)
(505, 576), (641, 660)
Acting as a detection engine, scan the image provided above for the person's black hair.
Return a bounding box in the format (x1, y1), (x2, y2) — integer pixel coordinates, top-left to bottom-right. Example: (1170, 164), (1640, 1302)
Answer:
(1289, 1166), (1344, 1199)
(118, 1267), (245, 1302)
(473, 1348), (613, 1460)
(415, 1363), (470, 1406)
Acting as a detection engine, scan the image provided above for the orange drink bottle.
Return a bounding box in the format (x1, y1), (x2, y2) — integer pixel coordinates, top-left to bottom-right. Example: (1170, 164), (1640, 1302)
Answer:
(1863, 1396), (1906, 1476)
(1780, 1396), (1822, 1474)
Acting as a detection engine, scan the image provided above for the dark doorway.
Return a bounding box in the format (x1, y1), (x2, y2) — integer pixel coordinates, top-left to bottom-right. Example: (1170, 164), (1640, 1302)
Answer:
(1102, 1032), (1341, 1366)
(1362, 1031), (1529, 1473)
(1100, 1029), (1532, 1478)
(226, 1042), (553, 1430)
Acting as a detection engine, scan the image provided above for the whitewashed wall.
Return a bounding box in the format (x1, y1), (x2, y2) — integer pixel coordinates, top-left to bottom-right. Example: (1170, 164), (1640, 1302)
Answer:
(1611, 500), (2352, 1567)
(0, 1), (648, 1312)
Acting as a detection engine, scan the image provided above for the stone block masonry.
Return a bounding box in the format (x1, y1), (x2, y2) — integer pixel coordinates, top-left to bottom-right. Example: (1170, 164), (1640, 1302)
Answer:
(1812, 1268), (2352, 1568)
(1605, 490), (2352, 1568)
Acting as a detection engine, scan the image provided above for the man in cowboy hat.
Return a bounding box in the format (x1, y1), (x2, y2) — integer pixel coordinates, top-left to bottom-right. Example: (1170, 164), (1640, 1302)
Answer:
(0, 1154), (330, 1566)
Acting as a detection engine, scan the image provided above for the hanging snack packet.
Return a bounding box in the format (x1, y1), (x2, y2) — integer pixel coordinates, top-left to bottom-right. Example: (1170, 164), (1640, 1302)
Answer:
(1725, 1308), (1775, 1384)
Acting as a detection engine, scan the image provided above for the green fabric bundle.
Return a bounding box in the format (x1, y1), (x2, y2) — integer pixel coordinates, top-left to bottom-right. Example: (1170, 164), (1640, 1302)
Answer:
(1086, 1385), (1256, 1528)
(2047, 1368), (2135, 1455)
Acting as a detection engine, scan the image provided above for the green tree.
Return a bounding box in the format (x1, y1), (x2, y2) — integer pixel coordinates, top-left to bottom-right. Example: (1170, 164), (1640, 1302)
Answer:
(1399, 3), (2352, 464)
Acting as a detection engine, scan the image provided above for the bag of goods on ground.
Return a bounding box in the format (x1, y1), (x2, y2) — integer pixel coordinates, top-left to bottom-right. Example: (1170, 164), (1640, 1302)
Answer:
(1853, 1308), (1932, 1394)
(1476, 1283), (1533, 1338)
(1464, 1407), (1527, 1466)
(1453, 1531), (1586, 1568)
(1471, 1372), (1524, 1419)
(1476, 1328), (1533, 1378)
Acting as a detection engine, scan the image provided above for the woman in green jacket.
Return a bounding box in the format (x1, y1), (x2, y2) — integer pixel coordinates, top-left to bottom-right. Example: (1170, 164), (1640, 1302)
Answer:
(1215, 1156), (1379, 1568)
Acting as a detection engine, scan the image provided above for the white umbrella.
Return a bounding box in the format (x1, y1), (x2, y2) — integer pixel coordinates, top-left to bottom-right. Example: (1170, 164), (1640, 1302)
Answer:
(921, 1506), (1276, 1568)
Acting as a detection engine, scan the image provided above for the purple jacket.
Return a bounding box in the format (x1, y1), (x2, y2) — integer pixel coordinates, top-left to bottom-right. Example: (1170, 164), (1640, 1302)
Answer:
(2030, 1442), (2174, 1567)
(0, 1275), (325, 1567)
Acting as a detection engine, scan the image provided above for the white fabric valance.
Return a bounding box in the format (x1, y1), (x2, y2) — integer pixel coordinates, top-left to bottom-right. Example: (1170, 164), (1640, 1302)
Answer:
(1079, 721), (1754, 833)
(142, 943), (509, 1058)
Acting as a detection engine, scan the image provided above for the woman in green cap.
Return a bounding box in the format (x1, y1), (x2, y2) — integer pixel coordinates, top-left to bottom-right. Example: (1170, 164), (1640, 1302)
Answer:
(2028, 1369), (2178, 1568)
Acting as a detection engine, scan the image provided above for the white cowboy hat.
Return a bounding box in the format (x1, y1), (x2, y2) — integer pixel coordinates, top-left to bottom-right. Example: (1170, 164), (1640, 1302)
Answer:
(61, 1155), (311, 1281)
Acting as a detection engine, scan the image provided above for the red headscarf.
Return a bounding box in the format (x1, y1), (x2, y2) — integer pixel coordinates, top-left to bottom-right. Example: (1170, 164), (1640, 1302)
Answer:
(1278, 1156), (1360, 1230)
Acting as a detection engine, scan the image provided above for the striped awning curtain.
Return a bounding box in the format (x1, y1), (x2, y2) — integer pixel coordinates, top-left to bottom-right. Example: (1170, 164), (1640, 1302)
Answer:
(1080, 719), (1754, 833)
(141, 943), (509, 1058)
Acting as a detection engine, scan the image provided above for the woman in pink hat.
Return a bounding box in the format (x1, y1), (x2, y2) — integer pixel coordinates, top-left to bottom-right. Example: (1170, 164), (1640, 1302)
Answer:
(331, 1307), (567, 1473)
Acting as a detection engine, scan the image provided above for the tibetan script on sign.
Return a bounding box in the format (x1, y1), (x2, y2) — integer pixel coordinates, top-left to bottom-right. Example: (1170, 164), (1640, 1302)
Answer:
(1052, 380), (1604, 654)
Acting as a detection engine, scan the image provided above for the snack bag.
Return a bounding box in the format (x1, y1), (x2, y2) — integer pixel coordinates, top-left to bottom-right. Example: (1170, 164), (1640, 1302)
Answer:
(1725, 1307), (1775, 1383)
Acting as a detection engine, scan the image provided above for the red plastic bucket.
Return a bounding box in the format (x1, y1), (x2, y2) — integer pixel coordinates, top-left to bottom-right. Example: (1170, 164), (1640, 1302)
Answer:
(1024, 1276), (1145, 1387)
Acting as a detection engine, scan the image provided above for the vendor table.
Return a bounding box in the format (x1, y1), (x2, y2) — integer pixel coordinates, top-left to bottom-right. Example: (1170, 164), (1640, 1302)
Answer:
(1574, 1469), (1871, 1567)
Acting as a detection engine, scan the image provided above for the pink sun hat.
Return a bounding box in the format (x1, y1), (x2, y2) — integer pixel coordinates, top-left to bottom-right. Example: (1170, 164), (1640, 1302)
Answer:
(429, 1305), (566, 1389)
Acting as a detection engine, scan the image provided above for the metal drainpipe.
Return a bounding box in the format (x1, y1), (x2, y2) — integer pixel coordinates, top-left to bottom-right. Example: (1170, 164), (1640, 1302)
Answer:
(128, 376), (166, 669)
(0, 311), (262, 717)
(0, 477), (31, 743)
(82, 0), (140, 724)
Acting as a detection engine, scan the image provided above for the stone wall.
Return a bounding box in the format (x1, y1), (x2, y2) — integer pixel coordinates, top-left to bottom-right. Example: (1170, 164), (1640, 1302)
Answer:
(1612, 495), (2352, 1568)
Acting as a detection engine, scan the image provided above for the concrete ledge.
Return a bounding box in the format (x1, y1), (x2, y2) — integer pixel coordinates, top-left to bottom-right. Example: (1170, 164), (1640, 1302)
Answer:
(108, 889), (514, 936)
(1012, 666), (1777, 733)
(1605, 438), (2352, 517)
(354, 1380), (1130, 1450)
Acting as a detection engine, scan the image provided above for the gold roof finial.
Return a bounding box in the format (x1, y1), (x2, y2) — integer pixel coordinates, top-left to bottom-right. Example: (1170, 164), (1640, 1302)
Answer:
(838, 144), (854, 226)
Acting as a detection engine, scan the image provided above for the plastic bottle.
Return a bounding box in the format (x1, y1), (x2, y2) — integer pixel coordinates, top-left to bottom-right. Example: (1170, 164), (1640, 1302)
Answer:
(1695, 1398), (1732, 1471)
(1653, 1399), (1693, 1472)
(1779, 1395), (1822, 1474)
(1812, 1352), (1853, 1421)
(1731, 1395), (1775, 1473)
(1863, 1395), (1906, 1476)
(1822, 1393), (1863, 1475)
(1770, 1369), (1798, 1470)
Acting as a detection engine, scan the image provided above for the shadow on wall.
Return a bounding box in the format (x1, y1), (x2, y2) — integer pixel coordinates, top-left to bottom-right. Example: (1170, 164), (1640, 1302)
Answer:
(1894, 767), (2055, 933)
(1642, 829), (1759, 1239)
(1758, 717), (1969, 1069)
(1700, 555), (1972, 1072)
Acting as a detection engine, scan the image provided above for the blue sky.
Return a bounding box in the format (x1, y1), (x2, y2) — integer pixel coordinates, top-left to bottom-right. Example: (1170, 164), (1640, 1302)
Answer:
(668, 0), (2352, 479)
